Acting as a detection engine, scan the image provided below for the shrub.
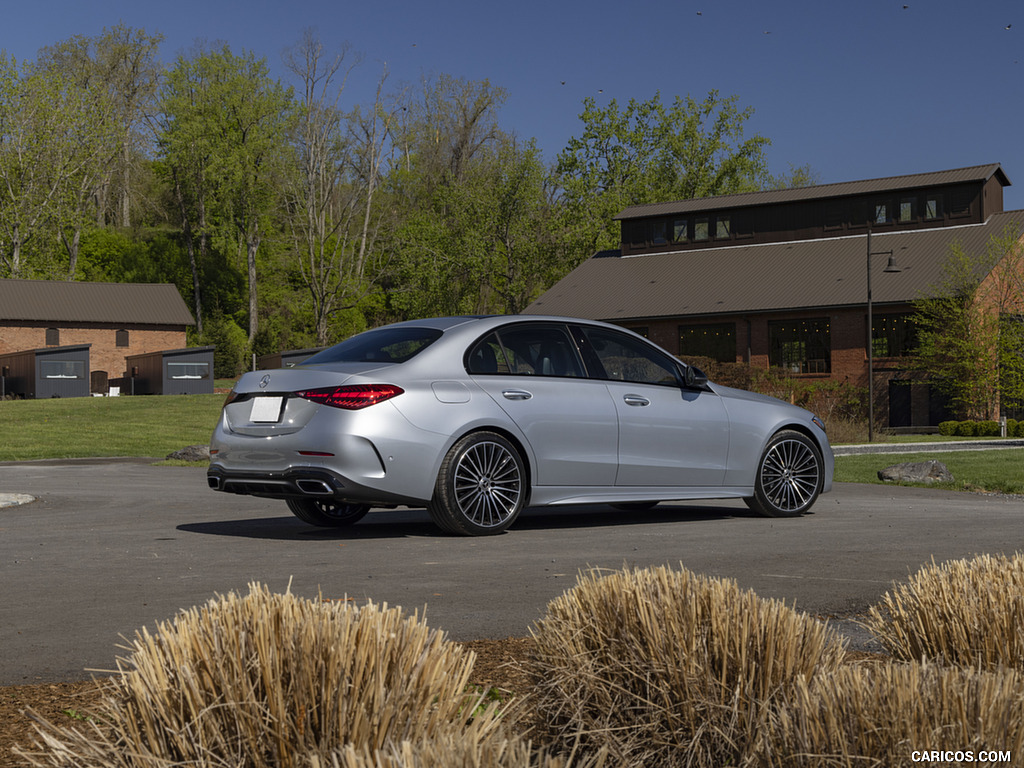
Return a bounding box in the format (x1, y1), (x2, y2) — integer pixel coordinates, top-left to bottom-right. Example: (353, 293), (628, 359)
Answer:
(864, 553), (1024, 670)
(17, 584), (507, 768)
(529, 565), (845, 768)
(772, 661), (1024, 767)
(938, 420), (958, 436)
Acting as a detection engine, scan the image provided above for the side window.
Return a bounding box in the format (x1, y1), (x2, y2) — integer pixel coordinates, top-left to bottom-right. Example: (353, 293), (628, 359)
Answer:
(496, 325), (584, 377)
(467, 333), (508, 374)
(580, 327), (679, 386)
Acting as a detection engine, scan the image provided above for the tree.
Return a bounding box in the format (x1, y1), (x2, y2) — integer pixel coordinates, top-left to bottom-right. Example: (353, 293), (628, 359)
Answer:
(37, 24), (163, 230)
(281, 32), (397, 345)
(157, 45), (292, 341)
(911, 225), (1024, 420)
(157, 49), (220, 334)
(555, 91), (771, 260)
(0, 54), (113, 278)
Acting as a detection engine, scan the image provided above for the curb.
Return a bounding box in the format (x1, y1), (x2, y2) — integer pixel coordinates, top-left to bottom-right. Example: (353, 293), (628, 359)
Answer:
(833, 439), (1024, 457)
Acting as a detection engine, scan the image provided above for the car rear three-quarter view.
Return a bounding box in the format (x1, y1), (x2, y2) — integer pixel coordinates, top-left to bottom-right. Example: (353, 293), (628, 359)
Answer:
(208, 315), (834, 535)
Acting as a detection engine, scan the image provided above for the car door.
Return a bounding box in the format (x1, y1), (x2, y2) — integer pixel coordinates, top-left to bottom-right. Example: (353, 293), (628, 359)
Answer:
(574, 325), (730, 487)
(467, 323), (619, 487)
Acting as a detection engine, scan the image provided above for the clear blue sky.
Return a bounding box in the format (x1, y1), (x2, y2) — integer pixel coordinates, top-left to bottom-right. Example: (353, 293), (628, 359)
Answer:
(6, 0), (1023, 209)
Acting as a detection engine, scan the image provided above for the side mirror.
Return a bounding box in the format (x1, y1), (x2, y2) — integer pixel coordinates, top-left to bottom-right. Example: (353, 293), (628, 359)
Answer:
(682, 364), (708, 389)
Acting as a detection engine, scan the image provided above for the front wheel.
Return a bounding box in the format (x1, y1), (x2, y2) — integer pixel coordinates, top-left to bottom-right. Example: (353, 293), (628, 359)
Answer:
(286, 498), (371, 527)
(744, 430), (823, 518)
(429, 432), (526, 536)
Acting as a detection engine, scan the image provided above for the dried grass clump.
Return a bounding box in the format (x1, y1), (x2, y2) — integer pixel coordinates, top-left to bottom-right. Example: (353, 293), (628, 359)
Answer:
(17, 583), (505, 768)
(865, 553), (1024, 669)
(302, 726), (609, 767)
(770, 661), (1024, 767)
(529, 565), (846, 767)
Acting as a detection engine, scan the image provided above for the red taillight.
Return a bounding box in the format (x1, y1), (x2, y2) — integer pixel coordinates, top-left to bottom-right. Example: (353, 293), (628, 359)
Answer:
(296, 384), (404, 410)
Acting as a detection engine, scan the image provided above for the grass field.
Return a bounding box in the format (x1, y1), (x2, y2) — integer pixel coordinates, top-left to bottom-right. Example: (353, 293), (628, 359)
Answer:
(0, 394), (224, 461)
(2, 395), (1023, 494)
(833, 448), (1024, 494)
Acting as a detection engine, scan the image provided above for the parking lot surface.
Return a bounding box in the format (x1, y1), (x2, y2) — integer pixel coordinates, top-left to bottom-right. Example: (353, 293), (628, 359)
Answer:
(2, 459), (1022, 684)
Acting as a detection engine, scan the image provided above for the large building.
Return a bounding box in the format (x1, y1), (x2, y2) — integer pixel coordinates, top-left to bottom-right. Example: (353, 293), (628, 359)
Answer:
(0, 279), (196, 392)
(525, 164), (1024, 427)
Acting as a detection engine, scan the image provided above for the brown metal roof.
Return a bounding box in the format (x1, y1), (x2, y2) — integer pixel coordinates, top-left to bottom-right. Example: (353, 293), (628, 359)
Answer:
(0, 279), (196, 326)
(525, 211), (1024, 322)
(614, 164), (1010, 220)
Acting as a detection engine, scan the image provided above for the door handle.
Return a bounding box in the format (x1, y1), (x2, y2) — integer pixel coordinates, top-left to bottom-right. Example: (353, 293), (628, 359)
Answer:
(502, 389), (533, 401)
(623, 394), (650, 406)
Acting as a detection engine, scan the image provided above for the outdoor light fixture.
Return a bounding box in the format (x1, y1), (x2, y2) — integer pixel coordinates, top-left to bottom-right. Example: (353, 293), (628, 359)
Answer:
(867, 228), (904, 442)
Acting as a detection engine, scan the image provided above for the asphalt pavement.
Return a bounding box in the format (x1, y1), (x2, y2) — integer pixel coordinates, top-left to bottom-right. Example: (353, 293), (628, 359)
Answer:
(2, 455), (1023, 685)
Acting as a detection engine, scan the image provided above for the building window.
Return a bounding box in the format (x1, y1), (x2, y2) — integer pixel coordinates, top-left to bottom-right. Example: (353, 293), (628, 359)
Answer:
(899, 197), (915, 223)
(672, 218), (688, 242)
(115, 329), (129, 347)
(45, 327), (59, 346)
(950, 190), (972, 218)
(651, 220), (668, 245)
(872, 314), (917, 357)
(769, 319), (831, 374)
(679, 323), (736, 362)
(874, 202), (891, 225)
(694, 218), (709, 241)
(825, 203), (844, 230)
(715, 216), (731, 239)
(167, 362), (210, 380)
(924, 195), (943, 220)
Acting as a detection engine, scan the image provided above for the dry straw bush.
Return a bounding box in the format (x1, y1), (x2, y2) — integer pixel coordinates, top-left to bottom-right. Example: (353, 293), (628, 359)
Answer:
(528, 564), (846, 768)
(769, 660), (1024, 767)
(16, 583), (511, 768)
(864, 553), (1024, 669)
(302, 727), (609, 767)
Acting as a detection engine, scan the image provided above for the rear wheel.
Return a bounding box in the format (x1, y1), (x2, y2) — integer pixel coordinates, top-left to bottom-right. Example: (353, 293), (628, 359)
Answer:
(744, 430), (823, 517)
(429, 431), (526, 536)
(286, 498), (371, 527)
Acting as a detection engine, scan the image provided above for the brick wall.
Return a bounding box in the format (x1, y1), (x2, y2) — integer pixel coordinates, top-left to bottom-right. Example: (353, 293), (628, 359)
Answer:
(0, 322), (187, 380)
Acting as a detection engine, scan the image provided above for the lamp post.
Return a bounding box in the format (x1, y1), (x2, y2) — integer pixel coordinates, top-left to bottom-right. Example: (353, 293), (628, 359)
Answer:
(867, 228), (903, 442)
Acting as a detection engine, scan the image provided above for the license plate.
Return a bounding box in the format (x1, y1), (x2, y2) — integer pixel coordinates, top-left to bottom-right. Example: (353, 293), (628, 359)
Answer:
(250, 396), (284, 423)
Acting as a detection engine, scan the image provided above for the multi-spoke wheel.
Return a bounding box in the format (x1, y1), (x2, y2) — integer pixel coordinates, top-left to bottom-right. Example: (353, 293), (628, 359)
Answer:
(286, 498), (371, 527)
(744, 430), (823, 518)
(429, 431), (526, 535)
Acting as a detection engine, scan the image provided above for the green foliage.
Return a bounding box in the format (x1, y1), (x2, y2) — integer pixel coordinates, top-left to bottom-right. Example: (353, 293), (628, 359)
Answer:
(555, 90), (771, 257)
(937, 418), (1023, 437)
(195, 311), (250, 378)
(911, 226), (1024, 420)
(1, 27), (812, 359)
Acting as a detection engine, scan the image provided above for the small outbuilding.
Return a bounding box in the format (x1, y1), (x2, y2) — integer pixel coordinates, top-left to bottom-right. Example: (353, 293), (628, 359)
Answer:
(124, 346), (216, 395)
(0, 344), (91, 399)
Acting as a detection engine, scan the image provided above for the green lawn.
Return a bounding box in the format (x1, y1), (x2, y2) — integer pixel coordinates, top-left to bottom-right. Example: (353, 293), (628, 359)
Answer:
(834, 449), (1024, 494)
(3, 396), (1023, 495)
(0, 394), (224, 461)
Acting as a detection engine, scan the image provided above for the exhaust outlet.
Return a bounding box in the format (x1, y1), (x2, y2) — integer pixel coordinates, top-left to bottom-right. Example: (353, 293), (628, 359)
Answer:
(296, 479), (333, 495)
(208, 476), (222, 490)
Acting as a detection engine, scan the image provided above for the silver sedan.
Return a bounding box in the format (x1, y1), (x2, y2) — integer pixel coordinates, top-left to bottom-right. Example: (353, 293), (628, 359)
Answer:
(207, 316), (833, 535)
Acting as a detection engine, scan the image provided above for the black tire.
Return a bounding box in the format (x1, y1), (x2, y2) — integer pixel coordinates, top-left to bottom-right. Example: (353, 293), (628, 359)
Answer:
(428, 431), (526, 536)
(744, 430), (823, 518)
(286, 498), (371, 527)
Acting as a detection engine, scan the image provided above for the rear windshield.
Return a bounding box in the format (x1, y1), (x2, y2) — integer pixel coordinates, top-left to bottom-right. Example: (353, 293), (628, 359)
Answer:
(303, 327), (443, 365)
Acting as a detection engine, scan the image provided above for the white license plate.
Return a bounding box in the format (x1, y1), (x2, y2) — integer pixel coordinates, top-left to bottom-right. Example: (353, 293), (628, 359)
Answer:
(249, 396), (284, 423)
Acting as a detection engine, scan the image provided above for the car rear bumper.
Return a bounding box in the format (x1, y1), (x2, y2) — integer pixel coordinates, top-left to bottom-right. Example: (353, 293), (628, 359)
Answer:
(206, 465), (421, 507)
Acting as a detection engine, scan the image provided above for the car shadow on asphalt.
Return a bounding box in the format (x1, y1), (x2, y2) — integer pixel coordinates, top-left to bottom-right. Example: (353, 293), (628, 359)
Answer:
(177, 502), (763, 541)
